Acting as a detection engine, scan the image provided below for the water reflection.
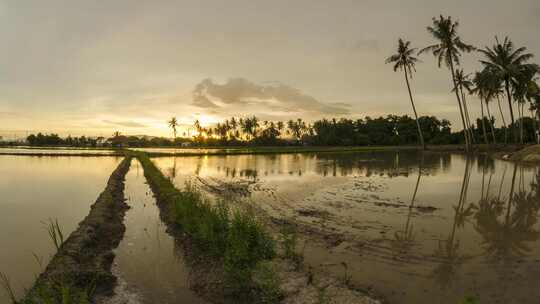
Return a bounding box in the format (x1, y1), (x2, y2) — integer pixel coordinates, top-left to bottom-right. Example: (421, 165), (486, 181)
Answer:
(152, 151), (540, 304)
(392, 163), (422, 259)
(159, 151), (454, 181)
(474, 165), (540, 261)
(432, 157), (474, 290)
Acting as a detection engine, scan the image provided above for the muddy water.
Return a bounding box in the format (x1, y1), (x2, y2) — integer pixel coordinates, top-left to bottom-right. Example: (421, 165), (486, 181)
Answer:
(108, 160), (206, 304)
(153, 151), (540, 304)
(0, 156), (122, 302)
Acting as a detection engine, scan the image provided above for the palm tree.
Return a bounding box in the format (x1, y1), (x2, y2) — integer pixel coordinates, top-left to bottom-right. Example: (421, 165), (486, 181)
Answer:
(419, 15), (475, 151)
(454, 69), (476, 143)
(484, 71), (501, 144)
(472, 71), (491, 146)
(479, 36), (538, 143)
(168, 117), (178, 142)
(386, 38), (425, 150)
(194, 119), (202, 135)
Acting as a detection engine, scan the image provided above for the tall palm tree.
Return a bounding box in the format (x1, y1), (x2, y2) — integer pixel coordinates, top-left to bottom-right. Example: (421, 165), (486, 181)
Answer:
(419, 15), (475, 151)
(483, 71), (502, 144)
(194, 119), (202, 135)
(472, 71), (491, 146)
(386, 38), (425, 150)
(454, 69), (476, 143)
(168, 117), (178, 142)
(479, 36), (538, 143)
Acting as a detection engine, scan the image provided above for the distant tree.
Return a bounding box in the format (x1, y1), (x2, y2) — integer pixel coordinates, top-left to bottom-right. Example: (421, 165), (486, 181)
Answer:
(168, 117), (178, 142)
(386, 38), (425, 149)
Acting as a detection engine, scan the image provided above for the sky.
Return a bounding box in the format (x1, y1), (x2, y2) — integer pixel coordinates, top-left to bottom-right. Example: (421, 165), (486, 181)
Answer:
(0, 0), (539, 138)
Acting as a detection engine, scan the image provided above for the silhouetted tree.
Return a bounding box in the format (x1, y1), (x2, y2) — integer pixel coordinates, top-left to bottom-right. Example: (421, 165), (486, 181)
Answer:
(386, 38), (425, 149)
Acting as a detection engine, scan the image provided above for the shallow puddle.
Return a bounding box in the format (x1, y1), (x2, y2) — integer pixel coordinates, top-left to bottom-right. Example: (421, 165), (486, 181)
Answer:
(0, 156), (122, 302)
(152, 151), (540, 304)
(108, 159), (206, 304)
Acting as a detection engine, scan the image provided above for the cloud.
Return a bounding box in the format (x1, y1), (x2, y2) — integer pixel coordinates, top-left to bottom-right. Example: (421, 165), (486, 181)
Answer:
(191, 78), (350, 115)
(102, 120), (147, 128)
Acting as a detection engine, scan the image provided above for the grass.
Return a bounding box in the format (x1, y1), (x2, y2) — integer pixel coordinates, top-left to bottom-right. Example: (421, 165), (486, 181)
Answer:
(135, 152), (279, 300)
(280, 225), (304, 270)
(43, 219), (64, 251)
(0, 272), (17, 303)
(18, 277), (94, 304)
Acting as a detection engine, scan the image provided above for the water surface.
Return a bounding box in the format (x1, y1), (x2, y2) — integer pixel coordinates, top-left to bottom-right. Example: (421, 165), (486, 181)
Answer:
(152, 151), (540, 304)
(0, 156), (121, 302)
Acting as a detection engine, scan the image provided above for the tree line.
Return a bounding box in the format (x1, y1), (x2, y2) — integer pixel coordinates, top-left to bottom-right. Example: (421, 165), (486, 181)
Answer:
(23, 114), (536, 147)
(386, 15), (539, 151)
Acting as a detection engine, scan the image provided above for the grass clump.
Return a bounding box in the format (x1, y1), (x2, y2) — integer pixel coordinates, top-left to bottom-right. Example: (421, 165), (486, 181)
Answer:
(21, 277), (94, 304)
(251, 261), (282, 303)
(280, 225), (304, 270)
(0, 272), (17, 303)
(43, 218), (64, 251)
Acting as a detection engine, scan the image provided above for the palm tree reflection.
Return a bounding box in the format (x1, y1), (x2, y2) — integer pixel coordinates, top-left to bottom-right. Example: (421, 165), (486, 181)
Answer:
(432, 156), (474, 290)
(392, 164), (422, 259)
(474, 164), (540, 261)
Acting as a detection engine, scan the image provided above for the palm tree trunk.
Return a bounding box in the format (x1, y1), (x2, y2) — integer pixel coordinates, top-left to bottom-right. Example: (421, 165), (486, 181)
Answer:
(520, 102), (524, 144)
(485, 101), (497, 144)
(460, 86), (476, 144)
(461, 89), (475, 143)
(536, 111), (540, 144)
(506, 163), (518, 225)
(480, 98), (489, 146)
(404, 69), (425, 150)
(505, 79), (517, 142)
(497, 95), (508, 144)
(450, 63), (470, 151)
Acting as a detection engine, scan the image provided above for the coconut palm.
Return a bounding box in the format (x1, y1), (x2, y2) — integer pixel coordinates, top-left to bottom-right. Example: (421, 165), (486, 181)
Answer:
(386, 38), (426, 150)
(483, 72), (501, 144)
(479, 36), (538, 142)
(419, 15), (475, 151)
(168, 117), (179, 142)
(472, 71), (491, 146)
(515, 70), (539, 143)
(193, 119), (202, 135)
(453, 69), (476, 143)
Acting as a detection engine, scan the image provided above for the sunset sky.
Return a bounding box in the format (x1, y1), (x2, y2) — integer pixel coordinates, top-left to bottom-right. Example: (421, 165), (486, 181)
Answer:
(1, 0), (539, 138)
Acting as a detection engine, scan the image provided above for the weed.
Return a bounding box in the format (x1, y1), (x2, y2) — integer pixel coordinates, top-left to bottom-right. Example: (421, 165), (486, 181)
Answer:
(22, 277), (93, 304)
(0, 272), (17, 303)
(317, 285), (331, 304)
(42, 219), (64, 251)
(252, 261), (282, 304)
(340, 262), (351, 286)
(280, 225), (304, 270)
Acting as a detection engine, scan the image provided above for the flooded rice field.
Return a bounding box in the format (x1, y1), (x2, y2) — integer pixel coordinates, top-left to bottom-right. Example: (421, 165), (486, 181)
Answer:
(0, 156), (122, 302)
(106, 160), (205, 304)
(152, 151), (540, 304)
(0, 147), (117, 155)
